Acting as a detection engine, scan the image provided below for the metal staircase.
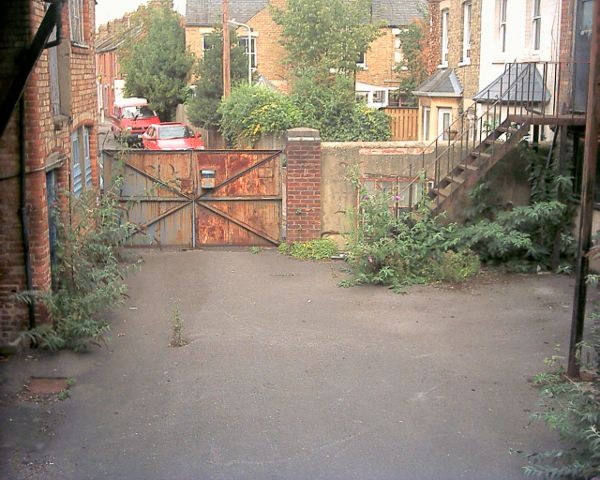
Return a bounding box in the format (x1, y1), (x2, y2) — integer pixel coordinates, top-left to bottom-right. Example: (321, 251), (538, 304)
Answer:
(392, 62), (586, 215)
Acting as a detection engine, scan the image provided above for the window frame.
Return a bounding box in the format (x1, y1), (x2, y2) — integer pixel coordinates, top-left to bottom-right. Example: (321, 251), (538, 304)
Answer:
(499, 0), (508, 53)
(441, 9), (449, 67)
(239, 36), (258, 69)
(69, 0), (85, 45)
(423, 106), (431, 142)
(462, 1), (472, 62)
(532, 0), (542, 51)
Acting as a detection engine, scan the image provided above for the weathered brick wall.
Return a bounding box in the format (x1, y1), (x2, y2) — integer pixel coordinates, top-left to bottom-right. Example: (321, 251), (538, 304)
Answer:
(428, 0), (480, 100)
(0, 0), (98, 344)
(356, 28), (396, 87)
(285, 128), (322, 242)
(559, 0), (576, 106)
(247, 0), (290, 90)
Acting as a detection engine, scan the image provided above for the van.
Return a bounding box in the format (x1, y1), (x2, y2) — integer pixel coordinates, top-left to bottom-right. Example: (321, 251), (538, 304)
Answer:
(110, 97), (160, 146)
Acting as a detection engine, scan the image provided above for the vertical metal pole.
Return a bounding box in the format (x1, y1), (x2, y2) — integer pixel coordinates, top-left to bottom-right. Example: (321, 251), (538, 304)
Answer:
(223, 0), (231, 98)
(568, 0), (600, 378)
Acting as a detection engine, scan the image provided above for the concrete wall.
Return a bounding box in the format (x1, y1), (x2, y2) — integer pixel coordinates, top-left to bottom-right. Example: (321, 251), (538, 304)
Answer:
(320, 141), (430, 245)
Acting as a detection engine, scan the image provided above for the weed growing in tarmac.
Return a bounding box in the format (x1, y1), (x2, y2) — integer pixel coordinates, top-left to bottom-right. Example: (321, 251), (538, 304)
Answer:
(249, 246), (264, 254)
(170, 302), (187, 348)
(278, 239), (338, 260)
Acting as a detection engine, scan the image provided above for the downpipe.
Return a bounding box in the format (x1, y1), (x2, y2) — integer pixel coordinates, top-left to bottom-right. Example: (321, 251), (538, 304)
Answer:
(19, 97), (35, 331)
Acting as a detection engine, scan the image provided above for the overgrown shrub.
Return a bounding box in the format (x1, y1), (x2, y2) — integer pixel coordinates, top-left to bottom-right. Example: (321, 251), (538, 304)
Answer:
(459, 143), (576, 272)
(19, 180), (135, 351)
(218, 84), (302, 147)
(523, 314), (600, 478)
(291, 74), (391, 142)
(343, 182), (479, 290)
(278, 239), (338, 260)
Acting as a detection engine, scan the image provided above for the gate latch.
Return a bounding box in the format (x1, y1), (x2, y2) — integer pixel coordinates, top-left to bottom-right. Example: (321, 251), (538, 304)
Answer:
(201, 169), (216, 189)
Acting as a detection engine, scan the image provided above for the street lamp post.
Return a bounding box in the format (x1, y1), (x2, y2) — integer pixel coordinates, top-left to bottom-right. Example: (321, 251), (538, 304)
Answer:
(228, 18), (252, 86)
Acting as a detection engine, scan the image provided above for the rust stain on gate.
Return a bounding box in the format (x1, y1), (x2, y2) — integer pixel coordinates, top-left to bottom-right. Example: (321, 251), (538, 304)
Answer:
(102, 149), (282, 247)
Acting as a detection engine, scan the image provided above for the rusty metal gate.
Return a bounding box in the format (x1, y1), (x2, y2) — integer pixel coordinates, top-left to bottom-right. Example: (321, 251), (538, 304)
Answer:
(102, 149), (283, 247)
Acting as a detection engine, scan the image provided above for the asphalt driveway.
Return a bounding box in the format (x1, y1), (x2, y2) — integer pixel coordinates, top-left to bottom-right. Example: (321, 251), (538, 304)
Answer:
(0, 249), (578, 479)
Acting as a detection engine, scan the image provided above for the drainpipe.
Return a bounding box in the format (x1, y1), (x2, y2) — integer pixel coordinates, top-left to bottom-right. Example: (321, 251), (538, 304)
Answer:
(19, 97), (35, 330)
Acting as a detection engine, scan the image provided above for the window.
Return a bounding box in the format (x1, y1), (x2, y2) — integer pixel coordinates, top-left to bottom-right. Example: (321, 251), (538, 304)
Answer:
(239, 36), (257, 69)
(423, 107), (431, 141)
(71, 126), (92, 195)
(202, 33), (216, 51)
(372, 90), (386, 104)
(441, 9), (449, 66)
(532, 0), (541, 51)
(462, 2), (472, 62)
(356, 51), (366, 68)
(69, 0), (84, 44)
(499, 0), (507, 52)
(71, 131), (82, 196)
(438, 108), (452, 140)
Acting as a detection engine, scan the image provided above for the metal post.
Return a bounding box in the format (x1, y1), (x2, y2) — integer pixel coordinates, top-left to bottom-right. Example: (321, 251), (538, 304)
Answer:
(568, 0), (600, 379)
(222, 0), (231, 97)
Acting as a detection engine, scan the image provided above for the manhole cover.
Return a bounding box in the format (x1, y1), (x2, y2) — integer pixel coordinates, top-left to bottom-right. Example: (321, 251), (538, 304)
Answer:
(26, 377), (68, 395)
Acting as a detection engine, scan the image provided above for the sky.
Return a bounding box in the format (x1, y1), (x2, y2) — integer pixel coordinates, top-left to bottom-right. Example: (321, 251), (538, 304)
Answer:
(95, 0), (186, 28)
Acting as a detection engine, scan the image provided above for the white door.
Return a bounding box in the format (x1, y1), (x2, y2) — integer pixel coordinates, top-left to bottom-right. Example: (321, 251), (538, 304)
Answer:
(438, 108), (452, 140)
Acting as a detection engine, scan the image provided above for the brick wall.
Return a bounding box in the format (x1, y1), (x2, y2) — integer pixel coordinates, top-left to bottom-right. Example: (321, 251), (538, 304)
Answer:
(247, 0), (290, 90)
(285, 128), (322, 242)
(0, 0), (98, 345)
(356, 28), (397, 87)
(428, 0), (481, 101)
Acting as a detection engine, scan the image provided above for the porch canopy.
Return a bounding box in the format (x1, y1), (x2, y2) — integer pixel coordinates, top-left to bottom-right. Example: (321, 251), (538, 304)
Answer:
(474, 63), (551, 104)
(412, 68), (463, 97)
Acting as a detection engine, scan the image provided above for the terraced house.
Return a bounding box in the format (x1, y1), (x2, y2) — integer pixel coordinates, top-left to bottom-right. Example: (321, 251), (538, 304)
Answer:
(0, 0), (99, 347)
(184, 0), (425, 108)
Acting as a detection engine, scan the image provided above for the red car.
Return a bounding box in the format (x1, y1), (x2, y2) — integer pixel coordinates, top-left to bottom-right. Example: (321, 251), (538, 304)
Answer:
(142, 123), (205, 150)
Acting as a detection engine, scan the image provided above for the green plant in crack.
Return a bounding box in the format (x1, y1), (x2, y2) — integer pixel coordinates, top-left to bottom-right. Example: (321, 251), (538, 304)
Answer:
(170, 301), (187, 348)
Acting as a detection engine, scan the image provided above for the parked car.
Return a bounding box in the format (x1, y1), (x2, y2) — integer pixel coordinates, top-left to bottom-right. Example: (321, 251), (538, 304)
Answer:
(111, 97), (160, 146)
(142, 123), (205, 150)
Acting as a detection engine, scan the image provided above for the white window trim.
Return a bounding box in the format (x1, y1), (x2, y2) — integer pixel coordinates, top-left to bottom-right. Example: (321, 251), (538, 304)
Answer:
(239, 35), (258, 70)
(69, 0), (85, 45)
(441, 9), (449, 67)
(423, 106), (431, 142)
(532, 0), (542, 52)
(499, 0), (507, 53)
(462, 2), (472, 64)
(356, 51), (367, 69)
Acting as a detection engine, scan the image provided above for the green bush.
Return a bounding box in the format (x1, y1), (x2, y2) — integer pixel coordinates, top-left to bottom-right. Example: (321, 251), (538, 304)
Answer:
(523, 317), (600, 478)
(278, 239), (338, 260)
(291, 74), (391, 142)
(218, 84), (302, 147)
(18, 179), (135, 351)
(343, 186), (479, 290)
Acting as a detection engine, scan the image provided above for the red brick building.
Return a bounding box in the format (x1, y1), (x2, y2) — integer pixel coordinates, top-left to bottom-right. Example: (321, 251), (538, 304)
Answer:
(0, 0), (99, 346)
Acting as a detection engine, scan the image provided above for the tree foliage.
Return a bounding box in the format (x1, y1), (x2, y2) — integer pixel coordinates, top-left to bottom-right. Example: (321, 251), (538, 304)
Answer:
(271, 0), (383, 77)
(291, 74), (391, 141)
(186, 29), (248, 129)
(218, 84), (302, 146)
(120, 2), (194, 121)
(395, 15), (429, 95)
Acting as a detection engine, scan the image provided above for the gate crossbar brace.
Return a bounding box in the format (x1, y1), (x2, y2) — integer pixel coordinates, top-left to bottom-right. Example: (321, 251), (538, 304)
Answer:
(197, 201), (279, 246)
(122, 160), (194, 201)
(195, 151), (281, 199)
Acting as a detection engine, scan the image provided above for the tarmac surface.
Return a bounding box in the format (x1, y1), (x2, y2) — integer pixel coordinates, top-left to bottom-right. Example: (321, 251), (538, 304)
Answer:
(0, 248), (581, 479)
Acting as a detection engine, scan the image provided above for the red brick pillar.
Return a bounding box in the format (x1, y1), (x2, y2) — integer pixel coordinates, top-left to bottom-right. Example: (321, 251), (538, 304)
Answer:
(285, 128), (321, 243)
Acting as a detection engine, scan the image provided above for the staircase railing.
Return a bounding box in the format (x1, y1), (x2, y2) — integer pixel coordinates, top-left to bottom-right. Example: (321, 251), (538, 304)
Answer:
(386, 61), (587, 212)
